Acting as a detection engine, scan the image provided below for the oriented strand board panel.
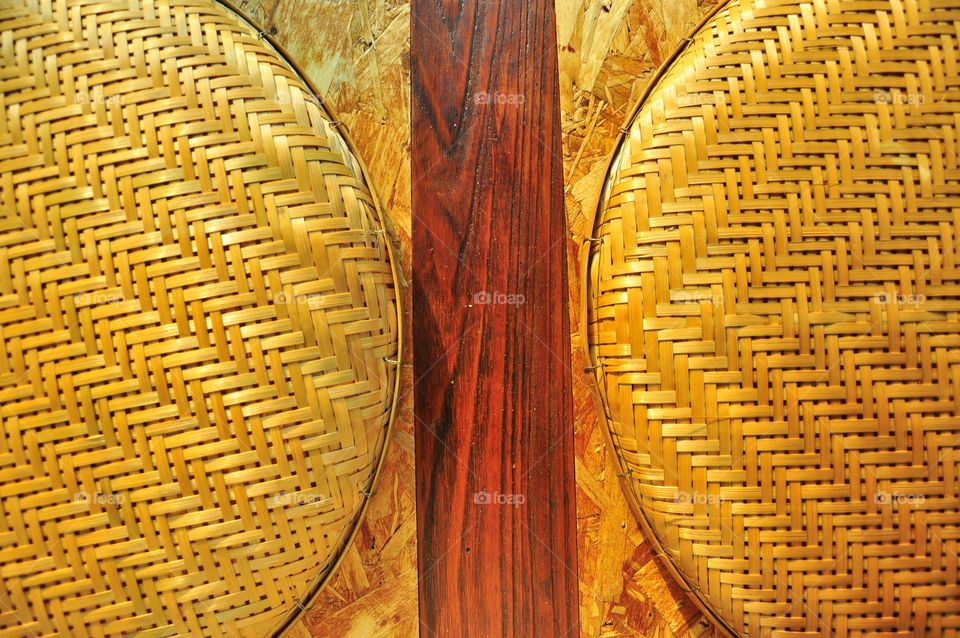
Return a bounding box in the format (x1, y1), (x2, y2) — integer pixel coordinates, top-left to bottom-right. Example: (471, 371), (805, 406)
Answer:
(246, 0), (723, 636)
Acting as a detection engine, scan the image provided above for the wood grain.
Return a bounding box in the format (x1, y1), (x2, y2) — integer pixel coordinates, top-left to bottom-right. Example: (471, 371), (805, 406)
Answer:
(411, 1), (580, 637)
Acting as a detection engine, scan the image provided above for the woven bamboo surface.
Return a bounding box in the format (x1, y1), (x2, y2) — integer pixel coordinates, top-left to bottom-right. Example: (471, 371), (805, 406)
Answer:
(0, 0), (400, 636)
(584, 0), (960, 635)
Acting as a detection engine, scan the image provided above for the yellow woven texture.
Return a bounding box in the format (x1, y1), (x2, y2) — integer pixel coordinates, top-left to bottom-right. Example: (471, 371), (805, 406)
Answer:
(0, 0), (399, 636)
(586, 0), (960, 635)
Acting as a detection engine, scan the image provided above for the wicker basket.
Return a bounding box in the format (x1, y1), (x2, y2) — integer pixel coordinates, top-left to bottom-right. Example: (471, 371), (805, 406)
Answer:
(0, 0), (401, 636)
(582, 0), (960, 635)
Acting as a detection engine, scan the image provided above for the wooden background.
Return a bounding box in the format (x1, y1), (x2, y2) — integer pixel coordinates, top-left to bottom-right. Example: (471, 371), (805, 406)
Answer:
(237, 0), (721, 635)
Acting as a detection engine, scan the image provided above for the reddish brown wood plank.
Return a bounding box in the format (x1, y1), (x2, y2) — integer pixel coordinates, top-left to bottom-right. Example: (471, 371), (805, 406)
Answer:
(411, 2), (579, 637)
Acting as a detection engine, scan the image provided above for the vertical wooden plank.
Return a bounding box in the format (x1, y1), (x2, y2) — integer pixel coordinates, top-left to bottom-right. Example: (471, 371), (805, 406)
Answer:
(411, 1), (579, 637)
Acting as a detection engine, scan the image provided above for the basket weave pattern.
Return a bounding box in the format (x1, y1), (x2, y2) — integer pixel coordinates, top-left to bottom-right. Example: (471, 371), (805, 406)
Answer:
(586, 0), (960, 635)
(0, 0), (398, 635)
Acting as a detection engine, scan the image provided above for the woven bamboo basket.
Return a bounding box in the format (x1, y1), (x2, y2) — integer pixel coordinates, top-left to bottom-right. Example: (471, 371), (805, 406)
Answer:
(0, 0), (401, 636)
(582, 0), (960, 635)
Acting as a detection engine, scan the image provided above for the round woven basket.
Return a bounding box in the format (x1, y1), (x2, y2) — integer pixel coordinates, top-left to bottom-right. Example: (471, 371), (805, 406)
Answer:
(0, 1), (401, 636)
(582, 0), (960, 636)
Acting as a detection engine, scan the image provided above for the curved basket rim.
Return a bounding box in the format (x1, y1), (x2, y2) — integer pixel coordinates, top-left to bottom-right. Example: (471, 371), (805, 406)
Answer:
(209, 1), (406, 634)
(576, 1), (740, 636)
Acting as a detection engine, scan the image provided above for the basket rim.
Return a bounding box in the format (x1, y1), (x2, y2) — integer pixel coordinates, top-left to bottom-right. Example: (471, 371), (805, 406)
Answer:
(208, 0), (406, 634)
(575, 0), (740, 635)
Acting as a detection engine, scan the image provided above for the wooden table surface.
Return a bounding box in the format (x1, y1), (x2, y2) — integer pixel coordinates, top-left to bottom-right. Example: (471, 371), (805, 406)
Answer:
(238, 0), (722, 636)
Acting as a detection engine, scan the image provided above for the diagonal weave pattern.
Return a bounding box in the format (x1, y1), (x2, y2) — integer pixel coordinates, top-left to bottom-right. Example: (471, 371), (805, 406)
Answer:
(0, 0), (399, 636)
(585, 0), (960, 635)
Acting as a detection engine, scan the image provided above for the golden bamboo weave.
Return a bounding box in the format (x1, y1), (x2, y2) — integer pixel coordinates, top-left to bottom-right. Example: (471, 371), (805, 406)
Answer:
(584, 0), (960, 635)
(0, 0), (400, 636)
